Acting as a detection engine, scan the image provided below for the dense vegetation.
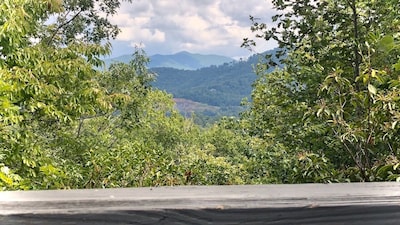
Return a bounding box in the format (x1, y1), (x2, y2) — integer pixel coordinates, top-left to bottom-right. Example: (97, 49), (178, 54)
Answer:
(242, 0), (400, 182)
(0, 0), (399, 190)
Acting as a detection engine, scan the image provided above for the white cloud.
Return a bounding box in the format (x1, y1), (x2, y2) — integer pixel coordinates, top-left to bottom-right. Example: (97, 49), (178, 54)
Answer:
(110, 0), (277, 57)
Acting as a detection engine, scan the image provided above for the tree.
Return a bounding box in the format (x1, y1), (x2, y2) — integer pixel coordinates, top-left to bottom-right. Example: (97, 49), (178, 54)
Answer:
(0, 0), (256, 189)
(243, 0), (400, 182)
(39, 0), (132, 45)
(0, 0), (130, 189)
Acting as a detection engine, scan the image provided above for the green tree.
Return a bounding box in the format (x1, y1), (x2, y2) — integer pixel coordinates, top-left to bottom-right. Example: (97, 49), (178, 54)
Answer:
(243, 0), (400, 182)
(0, 0), (130, 189)
(0, 0), (251, 189)
(40, 0), (132, 45)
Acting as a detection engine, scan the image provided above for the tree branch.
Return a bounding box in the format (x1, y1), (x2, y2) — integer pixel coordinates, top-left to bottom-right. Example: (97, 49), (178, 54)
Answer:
(47, 9), (84, 45)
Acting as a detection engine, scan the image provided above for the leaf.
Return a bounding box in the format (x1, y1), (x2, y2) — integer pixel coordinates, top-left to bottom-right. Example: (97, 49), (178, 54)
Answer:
(394, 61), (400, 71)
(0, 171), (13, 186)
(371, 69), (377, 78)
(392, 121), (398, 130)
(378, 35), (395, 52)
(376, 164), (393, 178)
(316, 107), (323, 117)
(368, 84), (377, 95)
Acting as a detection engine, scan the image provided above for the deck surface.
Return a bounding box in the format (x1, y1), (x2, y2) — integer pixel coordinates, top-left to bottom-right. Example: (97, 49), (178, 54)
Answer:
(0, 182), (400, 224)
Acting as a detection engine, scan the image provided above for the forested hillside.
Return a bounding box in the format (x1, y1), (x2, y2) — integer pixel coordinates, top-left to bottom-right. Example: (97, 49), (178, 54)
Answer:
(152, 51), (274, 106)
(0, 0), (399, 190)
(105, 47), (279, 119)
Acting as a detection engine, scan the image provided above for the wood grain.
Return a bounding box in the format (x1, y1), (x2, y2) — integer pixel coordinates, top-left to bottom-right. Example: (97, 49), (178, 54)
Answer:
(1, 182), (400, 224)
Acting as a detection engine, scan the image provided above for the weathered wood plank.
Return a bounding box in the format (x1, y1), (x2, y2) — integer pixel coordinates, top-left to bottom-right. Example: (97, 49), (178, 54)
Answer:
(1, 182), (400, 224)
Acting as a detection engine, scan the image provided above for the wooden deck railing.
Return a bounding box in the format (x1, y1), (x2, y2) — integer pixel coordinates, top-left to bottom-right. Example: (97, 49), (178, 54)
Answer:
(1, 182), (400, 224)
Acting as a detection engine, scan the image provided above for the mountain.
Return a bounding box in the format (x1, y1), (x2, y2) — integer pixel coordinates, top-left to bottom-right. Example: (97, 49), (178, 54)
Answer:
(150, 51), (234, 70)
(104, 48), (280, 120)
(104, 51), (234, 70)
(151, 48), (280, 117)
(152, 59), (255, 107)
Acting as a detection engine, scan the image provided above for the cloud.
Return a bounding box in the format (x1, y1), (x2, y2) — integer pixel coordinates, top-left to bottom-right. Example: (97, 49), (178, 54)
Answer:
(110, 0), (277, 57)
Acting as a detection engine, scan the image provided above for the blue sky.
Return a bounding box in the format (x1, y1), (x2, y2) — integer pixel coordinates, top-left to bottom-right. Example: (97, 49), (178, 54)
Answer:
(109, 0), (277, 58)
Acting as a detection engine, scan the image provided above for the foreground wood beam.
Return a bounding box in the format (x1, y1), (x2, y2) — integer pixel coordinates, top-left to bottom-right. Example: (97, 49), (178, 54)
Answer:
(1, 182), (400, 224)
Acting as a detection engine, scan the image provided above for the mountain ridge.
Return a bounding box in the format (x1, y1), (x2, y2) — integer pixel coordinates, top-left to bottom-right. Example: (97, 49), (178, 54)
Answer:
(150, 49), (279, 117)
(104, 48), (280, 120)
(104, 51), (235, 70)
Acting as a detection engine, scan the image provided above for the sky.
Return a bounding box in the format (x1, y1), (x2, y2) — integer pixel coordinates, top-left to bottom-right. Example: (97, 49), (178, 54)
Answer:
(109, 0), (277, 58)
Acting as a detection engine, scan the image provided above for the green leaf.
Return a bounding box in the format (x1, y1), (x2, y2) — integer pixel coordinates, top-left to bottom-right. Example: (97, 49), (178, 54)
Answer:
(368, 84), (377, 95)
(371, 69), (377, 78)
(394, 61), (400, 71)
(378, 35), (395, 52)
(0, 167), (13, 186)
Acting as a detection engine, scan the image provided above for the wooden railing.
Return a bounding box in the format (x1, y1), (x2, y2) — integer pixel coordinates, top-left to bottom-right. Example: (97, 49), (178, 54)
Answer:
(1, 182), (400, 224)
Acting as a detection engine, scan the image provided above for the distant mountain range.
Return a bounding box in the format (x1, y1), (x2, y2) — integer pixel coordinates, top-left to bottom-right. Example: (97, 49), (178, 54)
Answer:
(104, 51), (234, 70)
(151, 57), (257, 107)
(151, 49), (279, 117)
(104, 49), (279, 120)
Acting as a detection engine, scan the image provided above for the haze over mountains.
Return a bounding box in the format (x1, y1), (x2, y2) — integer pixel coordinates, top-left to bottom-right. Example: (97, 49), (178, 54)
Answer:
(104, 51), (234, 70)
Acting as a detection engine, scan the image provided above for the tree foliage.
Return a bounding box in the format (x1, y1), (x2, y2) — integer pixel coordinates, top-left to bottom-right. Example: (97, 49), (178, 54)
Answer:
(0, 0), (267, 189)
(0, 0), (113, 189)
(2, 0), (399, 189)
(243, 0), (400, 182)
